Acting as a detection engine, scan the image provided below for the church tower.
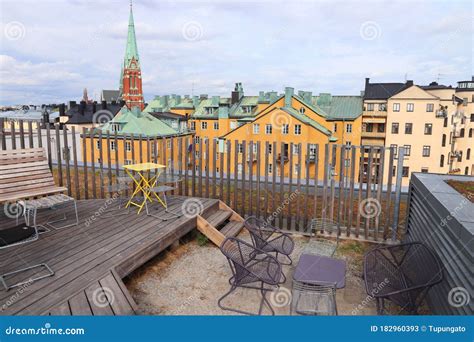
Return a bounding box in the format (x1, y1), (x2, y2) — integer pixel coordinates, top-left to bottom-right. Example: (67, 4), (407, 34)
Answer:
(120, 2), (144, 110)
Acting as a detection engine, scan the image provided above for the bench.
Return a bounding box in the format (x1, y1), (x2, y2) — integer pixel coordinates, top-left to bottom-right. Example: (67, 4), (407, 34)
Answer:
(0, 148), (77, 229)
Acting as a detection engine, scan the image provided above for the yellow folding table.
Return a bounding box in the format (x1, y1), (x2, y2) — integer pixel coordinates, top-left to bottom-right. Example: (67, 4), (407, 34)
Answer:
(123, 162), (166, 214)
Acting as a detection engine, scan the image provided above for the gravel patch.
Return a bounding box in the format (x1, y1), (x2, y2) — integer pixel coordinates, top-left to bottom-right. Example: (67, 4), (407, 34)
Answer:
(124, 231), (380, 315)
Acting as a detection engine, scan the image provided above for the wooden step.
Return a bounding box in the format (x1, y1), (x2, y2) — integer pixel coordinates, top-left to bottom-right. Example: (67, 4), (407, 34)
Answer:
(205, 209), (232, 228)
(220, 221), (244, 238)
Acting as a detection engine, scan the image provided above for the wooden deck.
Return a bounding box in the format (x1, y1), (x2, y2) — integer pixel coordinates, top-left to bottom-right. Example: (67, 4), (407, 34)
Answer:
(0, 196), (219, 315)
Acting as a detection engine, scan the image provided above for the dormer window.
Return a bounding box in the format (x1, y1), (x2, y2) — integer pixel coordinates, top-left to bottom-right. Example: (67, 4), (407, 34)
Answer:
(299, 107), (305, 114)
(242, 106), (254, 113)
(111, 123), (121, 132)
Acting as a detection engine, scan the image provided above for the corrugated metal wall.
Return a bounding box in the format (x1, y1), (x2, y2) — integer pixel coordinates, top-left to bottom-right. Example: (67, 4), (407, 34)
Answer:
(405, 173), (473, 315)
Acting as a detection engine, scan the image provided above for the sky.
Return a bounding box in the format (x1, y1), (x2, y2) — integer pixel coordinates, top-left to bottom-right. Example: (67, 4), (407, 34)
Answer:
(0, 0), (472, 105)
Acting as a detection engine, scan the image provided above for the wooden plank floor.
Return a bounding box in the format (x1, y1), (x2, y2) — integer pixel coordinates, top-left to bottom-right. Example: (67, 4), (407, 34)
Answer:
(0, 196), (219, 315)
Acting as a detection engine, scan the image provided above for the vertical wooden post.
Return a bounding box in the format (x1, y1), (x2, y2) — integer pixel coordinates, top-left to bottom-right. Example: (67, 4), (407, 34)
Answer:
(337, 145), (345, 237)
(0, 118), (5, 150)
(248, 141), (253, 217)
(263, 142), (269, 220)
(10, 124), (17, 150)
(272, 142), (277, 219)
(392, 147), (405, 242)
(82, 128), (89, 199)
(63, 125), (71, 196)
(279, 142), (285, 229)
(304, 143), (310, 231)
(288, 143), (294, 231)
(106, 131), (113, 197)
(233, 140), (238, 209)
(219, 140), (224, 201)
(19, 120), (25, 149)
(205, 138), (210, 198)
(71, 126), (80, 199)
(90, 128), (96, 198)
(241, 141), (246, 218)
(365, 146), (374, 239)
(226, 141), (231, 205)
(178, 137), (183, 195)
(36, 121), (43, 148)
(296, 143), (302, 231)
(322, 144), (330, 232)
(27, 121), (33, 148)
(383, 146), (395, 240)
(347, 146), (356, 236)
(212, 139), (217, 198)
(356, 146), (364, 238)
(55, 124), (63, 187)
(98, 131), (104, 198)
(191, 138), (196, 197)
(312, 145), (319, 228)
(46, 125), (51, 170)
(256, 141), (261, 219)
(198, 139), (203, 197)
(374, 146), (385, 240)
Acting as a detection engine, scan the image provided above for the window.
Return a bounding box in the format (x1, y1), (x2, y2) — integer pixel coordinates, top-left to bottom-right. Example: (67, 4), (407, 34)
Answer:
(268, 163), (273, 174)
(293, 144), (300, 155)
(265, 124), (272, 134)
(111, 123), (120, 132)
(230, 121), (237, 130)
(294, 164), (299, 175)
(213, 122), (219, 130)
(345, 141), (352, 148)
(405, 123), (413, 134)
(393, 103), (400, 112)
(471, 114), (474, 122)
(237, 163), (242, 174)
(267, 144), (272, 154)
(442, 134), (446, 147)
(421, 168), (429, 173)
(404, 145), (411, 156)
(365, 123), (373, 132)
(238, 144), (244, 154)
(125, 141), (131, 152)
(465, 167), (470, 175)
(194, 136), (200, 143)
(469, 128), (473, 138)
(253, 124), (260, 134)
(377, 123), (385, 133)
(390, 144), (398, 156)
(467, 148), (471, 160)
(190, 121), (196, 131)
(282, 124), (289, 134)
(367, 103), (374, 111)
(391, 123), (399, 134)
(463, 98), (468, 106)
(460, 128), (465, 137)
(459, 151), (463, 162)
(424, 123), (432, 135)
(440, 155), (444, 167)
(299, 107), (305, 114)
(378, 103), (386, 111)
(333, 123), (337, 133)
(125, 159), (132, 165)
(407, 103), (414, 112)
(201, 122), (207, 130)
(426, 103), (434, 112)
(402, 166), (410, 177)
(443, 117), (448, 128)
(110, 141), (116, 151)
(96, 140), (101, 150)
(309, 144), (317, 158)
(346, 123), (352, 133)
(294, 124), (302, 135)
(422, 146), (431, 157)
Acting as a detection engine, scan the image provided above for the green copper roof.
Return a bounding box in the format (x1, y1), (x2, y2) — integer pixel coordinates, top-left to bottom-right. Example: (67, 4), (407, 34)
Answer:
(297, 94), (362, 121)
(98, 106), (180, 137)
(124, 4), (140, 68)
(144, 95), (194, 113)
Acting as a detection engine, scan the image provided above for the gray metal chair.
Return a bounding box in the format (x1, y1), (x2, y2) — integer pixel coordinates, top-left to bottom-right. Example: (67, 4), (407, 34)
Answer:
(99, 173), (139, 218)
(0, 207), (54, 290)
(244, 216), (295, 266)
(218, 237), (282, 315)
(291, 281), (338, 316)
(303, 218), (340, 257)
(145, 172), (182, 221)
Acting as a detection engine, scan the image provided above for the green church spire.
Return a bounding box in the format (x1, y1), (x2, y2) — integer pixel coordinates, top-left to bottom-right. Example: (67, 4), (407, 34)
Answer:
(124, 1), (140, 68)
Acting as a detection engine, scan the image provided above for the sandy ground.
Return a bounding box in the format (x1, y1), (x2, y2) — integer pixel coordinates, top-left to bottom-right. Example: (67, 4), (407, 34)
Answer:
(124, 230), (387, 316)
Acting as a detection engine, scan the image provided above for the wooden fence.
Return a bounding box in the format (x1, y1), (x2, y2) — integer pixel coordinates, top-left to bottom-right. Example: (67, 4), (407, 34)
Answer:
(0, 118), (407, 243)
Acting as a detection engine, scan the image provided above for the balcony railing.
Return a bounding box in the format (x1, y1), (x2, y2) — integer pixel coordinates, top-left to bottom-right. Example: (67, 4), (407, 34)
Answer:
(361, 131), (386, 138)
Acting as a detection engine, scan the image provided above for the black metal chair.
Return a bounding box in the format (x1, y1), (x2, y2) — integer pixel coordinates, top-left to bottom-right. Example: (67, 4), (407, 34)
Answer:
(244, 216), (295, 265)
(291, 281), (338, 315)
(0, 207), (54, 290)
(364, 241), (443, 314)
(303, 218), (340, 257)
(218, 237), (282, 315)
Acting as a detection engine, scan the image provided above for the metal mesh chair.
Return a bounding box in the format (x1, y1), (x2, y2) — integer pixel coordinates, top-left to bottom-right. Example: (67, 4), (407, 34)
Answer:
(364, 242), (443, 314)
(303, 218), (340, 257)
(0, 207), (54, 290)
(218, 237), (282, 315)
(291, 281), (338, 316)
(145, 172), (182, 221)
(244, 216), (295, 265)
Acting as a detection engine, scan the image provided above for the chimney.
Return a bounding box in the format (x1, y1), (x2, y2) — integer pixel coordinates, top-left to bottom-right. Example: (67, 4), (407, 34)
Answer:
(101, 100), (107, 110)
(284, 87), (294, 107)
(211, 96), (220, 107)
(303, 91), (312, 104)
(59, 103), (66, 117)
(471, 76), (474, 81)
(79, 101), (86, 116)
(406, 80), (414, 87)
(365, 78), (370, 86)
(192, 96), (199, 108)
(176, 95), (181, 105)
(200, 94), (208, 100)
(68, 101), (76, 109)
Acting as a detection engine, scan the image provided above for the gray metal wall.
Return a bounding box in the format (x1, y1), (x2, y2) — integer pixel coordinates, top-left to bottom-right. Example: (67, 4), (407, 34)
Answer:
(405, 173), (473, 315)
